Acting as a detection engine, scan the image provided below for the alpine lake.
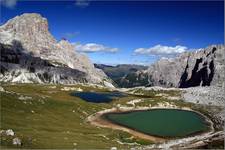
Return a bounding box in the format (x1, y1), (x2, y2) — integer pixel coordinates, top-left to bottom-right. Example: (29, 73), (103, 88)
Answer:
(72, 91), (210, 138)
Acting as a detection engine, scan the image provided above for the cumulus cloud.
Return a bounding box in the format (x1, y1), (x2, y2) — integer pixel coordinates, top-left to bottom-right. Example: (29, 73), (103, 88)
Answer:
(1, 0), (17, 9)
(134, 45), (187, 56)
(75, 0), (90, 8)
(73, 43), (119, 53)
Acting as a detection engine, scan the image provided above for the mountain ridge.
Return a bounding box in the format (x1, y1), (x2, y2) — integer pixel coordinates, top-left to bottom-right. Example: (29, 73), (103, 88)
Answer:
(0, 13), (113, 86)
(97, 45), (225, 88)
(145, 44), (225, 88)
(0, 13), (224, 89)
(94, 64), (148, 87)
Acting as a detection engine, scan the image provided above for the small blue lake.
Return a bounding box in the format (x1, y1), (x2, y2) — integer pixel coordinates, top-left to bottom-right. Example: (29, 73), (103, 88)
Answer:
(71, 91), (126, 103)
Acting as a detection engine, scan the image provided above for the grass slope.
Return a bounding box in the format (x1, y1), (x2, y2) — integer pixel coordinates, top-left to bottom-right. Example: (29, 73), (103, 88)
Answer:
(0, 84), (151, 149)
(0, 83), (223, 149)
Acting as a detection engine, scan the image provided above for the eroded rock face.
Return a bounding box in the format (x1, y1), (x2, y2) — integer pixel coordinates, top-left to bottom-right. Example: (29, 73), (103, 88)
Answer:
(146, 45), (225, 88)
(0, 13), (112, 85)
(103, 45), (225, 88)
(0, 43), (88, 84)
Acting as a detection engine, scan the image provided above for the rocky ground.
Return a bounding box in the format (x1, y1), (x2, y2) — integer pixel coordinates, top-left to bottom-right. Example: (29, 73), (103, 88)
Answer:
(182, 86), (225, 106)
(182, 86), (225, 129)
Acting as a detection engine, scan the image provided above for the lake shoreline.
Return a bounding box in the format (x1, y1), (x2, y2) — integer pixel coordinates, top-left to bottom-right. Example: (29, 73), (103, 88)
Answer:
(102, 109), (211, 138)
(87, 104), (214, 144)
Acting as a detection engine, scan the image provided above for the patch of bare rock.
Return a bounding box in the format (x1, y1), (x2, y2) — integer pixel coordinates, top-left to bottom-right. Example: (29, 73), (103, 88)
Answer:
(0, 129), (22, 146)
(182, 86), (225, 106)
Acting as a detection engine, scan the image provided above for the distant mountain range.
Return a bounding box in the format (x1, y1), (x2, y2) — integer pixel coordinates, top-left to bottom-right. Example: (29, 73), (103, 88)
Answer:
(94, 64), (148, 87)
(0, 13), (224, 89)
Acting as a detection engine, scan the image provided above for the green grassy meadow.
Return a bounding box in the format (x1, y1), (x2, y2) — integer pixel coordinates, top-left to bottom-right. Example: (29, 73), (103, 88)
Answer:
(0, 83), (221, 149)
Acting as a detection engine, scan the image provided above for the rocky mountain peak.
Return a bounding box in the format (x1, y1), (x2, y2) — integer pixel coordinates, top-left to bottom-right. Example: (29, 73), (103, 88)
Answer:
(0, 13), (56, 55)
(3, 13), (49, 33)
(111, 45), (224, 88)
(145, 45), (225, 88)
(0, 13), (112, 86)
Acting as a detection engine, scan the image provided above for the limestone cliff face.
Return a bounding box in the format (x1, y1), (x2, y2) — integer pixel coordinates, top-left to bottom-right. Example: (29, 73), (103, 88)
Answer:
(146, 45), (225, 88)
(94, 45), (224, 88)
(0, 13), (112, 86)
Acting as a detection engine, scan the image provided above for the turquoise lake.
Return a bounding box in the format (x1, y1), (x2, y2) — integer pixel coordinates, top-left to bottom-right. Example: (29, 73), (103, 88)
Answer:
(104, 109), (209, 137)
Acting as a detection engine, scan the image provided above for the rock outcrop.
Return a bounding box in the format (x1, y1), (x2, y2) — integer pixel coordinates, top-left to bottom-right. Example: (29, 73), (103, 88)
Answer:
(0, 13), (112, 86)
(145, 45), (225, 88)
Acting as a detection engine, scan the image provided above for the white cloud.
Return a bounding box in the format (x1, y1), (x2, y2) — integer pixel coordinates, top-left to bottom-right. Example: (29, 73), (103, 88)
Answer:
(134, 44), (187, 56)
(1, 0), (17, 9)
(73, 43), (119, 53)
(75, 0), (90, 8)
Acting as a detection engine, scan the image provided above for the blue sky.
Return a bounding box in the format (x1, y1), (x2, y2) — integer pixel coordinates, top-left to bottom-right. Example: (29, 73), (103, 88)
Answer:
(1, 0), (224, 65)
